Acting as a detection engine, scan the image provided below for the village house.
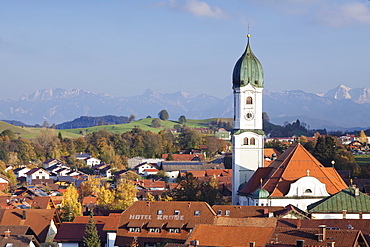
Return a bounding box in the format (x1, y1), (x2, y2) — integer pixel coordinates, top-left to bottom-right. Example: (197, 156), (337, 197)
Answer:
(0, 208), (61, 245)
(25, 168), (51, 185)
(114, 201), (216, 247)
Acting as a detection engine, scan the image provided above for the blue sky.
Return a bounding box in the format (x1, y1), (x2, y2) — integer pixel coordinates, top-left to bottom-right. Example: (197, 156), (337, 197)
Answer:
(0, 0), (369, 100)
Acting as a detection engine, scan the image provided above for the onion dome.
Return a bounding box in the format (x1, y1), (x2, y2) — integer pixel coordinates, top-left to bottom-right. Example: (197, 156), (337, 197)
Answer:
(232, 34), (264, 89)
(252, 188), (270, 199)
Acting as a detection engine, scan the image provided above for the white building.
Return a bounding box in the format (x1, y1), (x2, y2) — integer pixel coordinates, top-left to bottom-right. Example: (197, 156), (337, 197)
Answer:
(231, 34), (264, 205)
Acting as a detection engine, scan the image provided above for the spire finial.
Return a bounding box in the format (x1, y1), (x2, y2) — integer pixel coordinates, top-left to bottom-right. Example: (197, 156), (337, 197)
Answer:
(247, 23), (251, 38)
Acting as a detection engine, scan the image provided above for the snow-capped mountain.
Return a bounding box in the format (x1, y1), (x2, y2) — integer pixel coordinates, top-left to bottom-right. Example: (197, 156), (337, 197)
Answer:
(1, 85), (370, 130)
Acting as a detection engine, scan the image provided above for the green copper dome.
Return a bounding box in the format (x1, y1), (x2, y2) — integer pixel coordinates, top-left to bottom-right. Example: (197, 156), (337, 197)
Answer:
(252, 188), (269, 199)
(232, 36), (264, 89)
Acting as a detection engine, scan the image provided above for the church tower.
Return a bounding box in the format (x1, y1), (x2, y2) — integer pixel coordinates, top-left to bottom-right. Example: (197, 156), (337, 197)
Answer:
(232, 34), (265, 205)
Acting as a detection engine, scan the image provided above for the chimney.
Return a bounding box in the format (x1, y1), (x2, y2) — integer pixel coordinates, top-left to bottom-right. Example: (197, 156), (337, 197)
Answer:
(4, 229), (10, 238)
(263, 208), (268, 217)
(190, 240), (199, 246)
(297, 218), (301, 229)
(342, 210), (347, 219)
(355, 188), (360, 197)
(296, 240), (304, 247)
(318, 225), (326, 242)
(250, 242), (255, 247)
(22, 210), (26, 220)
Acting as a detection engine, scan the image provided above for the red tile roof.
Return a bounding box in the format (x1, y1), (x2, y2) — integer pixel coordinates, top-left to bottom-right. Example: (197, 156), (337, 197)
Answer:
(186, 225), (274, 247)
(240, 143), (348, 197)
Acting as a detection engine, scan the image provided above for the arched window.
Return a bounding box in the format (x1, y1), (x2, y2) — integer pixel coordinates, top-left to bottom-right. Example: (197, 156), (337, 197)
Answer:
(246, 96), (253, 105)
(250, 137), (256, 145)
(243, 138), (249, 145)
(305, 189), (312, 193)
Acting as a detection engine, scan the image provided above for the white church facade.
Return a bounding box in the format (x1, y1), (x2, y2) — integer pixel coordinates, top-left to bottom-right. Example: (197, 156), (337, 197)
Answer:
(231, 36), (348, 209)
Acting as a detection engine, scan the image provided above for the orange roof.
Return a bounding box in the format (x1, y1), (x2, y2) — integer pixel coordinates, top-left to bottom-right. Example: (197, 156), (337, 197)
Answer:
(102, 213), (121, 231)
(0, 209), (59, 242)
(240, 143), (348, 197)
(264, 148), (281, 157)
(185, 225), (274, 247)
(82, 196), (98, 206)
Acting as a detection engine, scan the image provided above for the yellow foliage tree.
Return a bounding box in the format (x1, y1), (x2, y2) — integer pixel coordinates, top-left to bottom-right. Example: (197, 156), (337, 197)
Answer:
(97, 183), (114, 207)
(359, 130), (367, 144)
(112, 179), (137, 210)
(61, 184), (82, 222)
(146, 193), (156, 201)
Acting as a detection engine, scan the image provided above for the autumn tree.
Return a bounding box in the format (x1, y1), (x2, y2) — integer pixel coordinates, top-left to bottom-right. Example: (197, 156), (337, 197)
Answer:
(205, 136), (226, 158)
(111, 179), (137, 210)
(61, 184), (82, 222)
(359, 130), (367, 144)
(158, 109), (169, 121)
(178, 128), (203, 150)
(83, 213), (101, 247)
(97, 183), (114, 207)
(173, 173), (201, 201)
(200, 175), (220, 206)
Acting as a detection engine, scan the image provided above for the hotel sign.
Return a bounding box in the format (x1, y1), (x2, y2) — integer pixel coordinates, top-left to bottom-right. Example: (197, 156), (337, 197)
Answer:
(129, 215), (185, 220)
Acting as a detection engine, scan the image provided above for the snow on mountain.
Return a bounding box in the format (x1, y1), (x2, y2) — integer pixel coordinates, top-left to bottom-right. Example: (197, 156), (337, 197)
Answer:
(0, 85), (369, 130)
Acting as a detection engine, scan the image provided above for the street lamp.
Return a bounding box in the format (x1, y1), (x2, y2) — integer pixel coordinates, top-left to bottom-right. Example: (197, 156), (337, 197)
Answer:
(331, 160), (335, 168)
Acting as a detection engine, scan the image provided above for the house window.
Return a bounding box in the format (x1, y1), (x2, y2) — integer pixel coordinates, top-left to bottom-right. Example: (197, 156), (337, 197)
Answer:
(129, 228), (141, 232)
(243, 138), (249, 145)
(168, 228), (180, 233)
(217, 210), (222, 216)
(36, 176), (39, 179)
(174, 210), (180, 215)
(148, 228), (161, 233)
(246, 96), (253, 105)
(225, 210), (230, 216)
(157, 210), (163, 215)
(250, 138), (256, 145)
(194, 210), (200, 216)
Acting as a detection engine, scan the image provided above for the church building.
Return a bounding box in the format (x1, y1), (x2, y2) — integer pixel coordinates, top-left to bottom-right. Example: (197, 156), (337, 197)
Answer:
(231, 36), (348, 209)
(231, 34), (265, 205)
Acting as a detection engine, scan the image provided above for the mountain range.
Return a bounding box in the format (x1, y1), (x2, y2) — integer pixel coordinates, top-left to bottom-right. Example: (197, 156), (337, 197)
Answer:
(1, 85), (370, 130)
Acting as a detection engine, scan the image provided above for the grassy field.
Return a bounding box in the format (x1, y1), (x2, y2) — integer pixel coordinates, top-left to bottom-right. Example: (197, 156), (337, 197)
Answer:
(0, 118), (232, 139)
(62, 118), (232, 136)
(355, 155), (370, 167)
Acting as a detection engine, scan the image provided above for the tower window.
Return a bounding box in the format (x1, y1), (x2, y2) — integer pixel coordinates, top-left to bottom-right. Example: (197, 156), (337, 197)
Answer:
(305, 189), (312, 193)
(250, 138), (256, 145)
(246, 96), (253, 105)
(243, 138), (249, 145)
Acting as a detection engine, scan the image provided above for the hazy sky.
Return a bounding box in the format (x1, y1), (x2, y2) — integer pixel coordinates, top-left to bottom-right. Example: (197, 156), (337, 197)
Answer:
(1, 0), (369, 100)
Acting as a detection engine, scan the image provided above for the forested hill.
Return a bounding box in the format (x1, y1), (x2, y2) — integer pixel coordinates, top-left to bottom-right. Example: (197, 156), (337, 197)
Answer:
(56, 115), (129, 129)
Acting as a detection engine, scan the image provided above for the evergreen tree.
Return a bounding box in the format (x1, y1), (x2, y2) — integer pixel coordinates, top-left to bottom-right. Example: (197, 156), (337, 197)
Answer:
(83, 213), (101, 247)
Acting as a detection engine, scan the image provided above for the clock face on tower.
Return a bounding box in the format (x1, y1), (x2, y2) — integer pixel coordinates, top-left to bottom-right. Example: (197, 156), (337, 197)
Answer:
(244, 111), (255, 120)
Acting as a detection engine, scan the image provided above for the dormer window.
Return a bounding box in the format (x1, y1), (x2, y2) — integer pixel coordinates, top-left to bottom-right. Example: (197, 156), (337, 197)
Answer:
(194, 210), (200, 216)
(148, 228), (161, 233)
(217, 210), (222, 216)
(157, 210), (163, 215)
(128, 227), (141, 232)
(225, 210), (230, 216)
(168, 228), (180, 233)
(174, 210), (180, 215)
